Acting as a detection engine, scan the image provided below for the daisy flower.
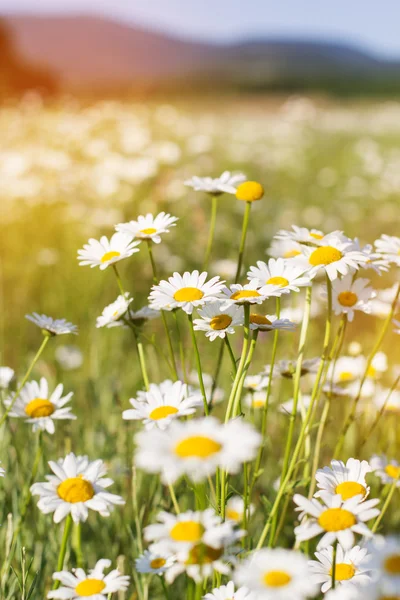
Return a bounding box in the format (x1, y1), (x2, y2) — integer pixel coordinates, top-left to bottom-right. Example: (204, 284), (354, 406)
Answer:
(48, 559), (129, 599)
(0, 366), (14, 389)
(122, 380), (202, 430)
(149, 271), (225, 315)
(293, 493), (380, 550)
(329, 275), (374, 321)
(96, 293), (133, 328)
(135, 549), (175, 575)
(243, 374), (270, 392)
(204, 581), (255, 600)
(370, 455), (400, 487)
(25, 313), (77, 336)
(77, 232), (140, 270)
(279, 395), (312, 415)
(234, 548), (318, 600)
(366, 352), (388, 380)
(55, 345), (83, 370)
(30, 452), (125, 523)
(219, 284), (271, 310)
(135, 416), (261, 483)
(324, 586), (364, 600)
(374, 234), (400, 266)
(309, 545), (371, 593)
(272, 357), (320, 379)
(116, 212), (178, 244)
(193, 302), (244, 341)
(226, 495), (255, 523)
(184, 171), (246, 195)
(249, 314), (296, 332)
(328, 356), (365, 384)
(267, 239), (304, 260)
(315, 458), (372, 502)
(373, 388), (400, 414)
(275, 226), (327, 244)
(4, 377), (76, 434)
(295, 237), (369, 281)
(367, 536), (400, 588)
(245, 391), (268, 409)
(247, 258), (310, 295)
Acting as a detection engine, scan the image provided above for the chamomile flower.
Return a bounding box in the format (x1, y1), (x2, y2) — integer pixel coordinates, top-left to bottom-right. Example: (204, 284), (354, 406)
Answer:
(219, 284), (270, 309)
(96, 293), (133, 328)
(329, 275), (374, 321)
(374, 234), (400, 266)
(328, 356), (364, 384)
(226, 496), (255, 523)
(245, 391), (268, 409)
(135, 549), (175, 575)
(244, 374), (270, 392)
(30, 452), (125, 523)
(272, 357), (320, 379)
(236, 181), (264, 202)
(275, 226), (327, 244)
(309, 545), (372, 593)
(247, 259), (310, 295)
(77, 232), (140, 270)
(55, 346), (83, 370)
(48, 559), (129, 599)
(267, 239), (304, 260)
(25, 313), (78, 336)
(324, 586), (364, 600)
(367, 536), (400, 587)
(370, 455), (400, 486)
(149, 271), (224, 315)
(122, 380), (202, 430)
(0, 367), (14, 389)
(135, 417), (261, 483)
(295, 238), (369, 281)
(185, 171), (246, 195)
(4, 377), (76, 434)
(373, 388), (400, 414)
(116, 212), (178, 244)
(193, 302), (244, 341)
(315, 459), (372, 502)
(293, 493), (380, 550)
(249, 314), (296, 332)
(204, 581), (255, 600)
(234, 548), (318, 600)
(279, 395), (312, 415)
(366, 352), (388, 380)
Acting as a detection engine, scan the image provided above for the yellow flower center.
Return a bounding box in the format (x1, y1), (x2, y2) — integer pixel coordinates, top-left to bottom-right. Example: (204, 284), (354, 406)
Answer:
(263, 570), (292, 587)
(226, 508), (241, 521)
(253, 399), (265, 408)
(236, 181), (264, 202)
(150, 558), (166, 569)
(338, 291), (358, 307)
(309, 246), (343, 266)
(367, 365), (377, 378)
(185, 543), (224, 565)
(338, 371), (355, 381)
(170, 520), (204, 542)
(101, 250), (120, 263)
(210, 314), (232, 330)
(335, 481), (366, 500)
(250, 314), (271, 325)
(140, 228), (157, 235)
(175, 435), (222, 459)
(330, 563), (356, 581)
(384, 554), (400, 574)
(57, 476), (95, 503)
(385, 465), (400, 479)
(318, 508), (356, 531)
(75, 579), (106, 596)
(174, 287), (204, 302)
(25, 398), (55, 418)
(284, 249), (301, 258)
(230, 290), (261, 300)
(149, 406), (179, 420)
(310, 233), (324, 240)
(266, 276), (289, 287)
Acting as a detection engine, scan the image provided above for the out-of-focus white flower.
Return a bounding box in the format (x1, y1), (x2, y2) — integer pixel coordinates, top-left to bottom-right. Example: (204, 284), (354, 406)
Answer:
(55, 346), (83, 370)
(185, 171), (246, 195)
(26, 313), (78, 336)
(116, 212), (178, 244)
(0, 367), (14, 389)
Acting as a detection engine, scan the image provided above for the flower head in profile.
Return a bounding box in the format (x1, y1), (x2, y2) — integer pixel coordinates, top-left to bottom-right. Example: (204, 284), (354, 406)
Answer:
(267, 239), (304, 260)
(272, 357), (320, 379)
(219, 284), (270, 309)
(31, 452), (125, 523)
(295, 237), (369, 281)
(249, 314), (296, 333)
(135, 416), (260, 483)
(184, 171), (246, 195)
(26, 313), (78, 336)
(193, 302), (244, 341)
(226, 495), (255, 524)
(96, 293), (133, 328)
(275, 226), (334, 245)
(4, 377), (76, 434)
(135, 549), (175, 575)
(309, 544), (372, 593)
(77, 232), (140, 270)
(123, 380), (202, 430)
(204, 581), (255, 600)
(149, 271), (225, 315)
(236, 181), (264, 202)
(48, 559), (129, 599)
(315, 458), (372, 502)
(247, 258), (310, 295)
(128, 306), (160, 326)
(374, 234), (400, 266)
(0, 367), (14, 389)
(329, 275), (374, 321)
(370, 454), (400, 487)
(116, 212), (178, 244)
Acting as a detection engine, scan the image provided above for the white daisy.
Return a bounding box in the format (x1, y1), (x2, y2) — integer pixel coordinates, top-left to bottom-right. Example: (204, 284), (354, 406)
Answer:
(204, 580), (255, 600)
(370, 455), (400, 487)
(77, 232), (140, 270)
(243, 374), (270, 392)
(149, 271), (225, 315)
(309, 545), (371, 593)
(267, 239), (304, 260)
(0, 366), (14, 389)
(275, 226), (329, 244)
(219, 284), (270, 310)
(374, 234), (400, 266)
(55, 345), (83, 370)
(193, 302), (244, 341)
(122, 380), (202, 430)
(293, 493), (380, 550)
(315, 459), (372, 502)
(279, 395), (312, 415)
(271, 357), (320, 379)
(367, 536), (400, 588)
(116, 212), (178, 244)
(135, 416), (261, 483)
(295, 238), (369, 281)
(4, 377), (76, 434)
(373, 388), (400, 414)
(184, 171), (246, 195)
(249, 314), (296, 332)
(234, 548), (318, 600)
(135, 549), (175, 575)
(226, 495), (255, 523)
(48, 559), (129, 599)
(96, 293), (133, 328)
(30, 452), (125, 523)
(366, 352), (388, 380)
(25, 313), (77, 336)
(245, 391), (268, 410)
(329, 275), (374, 321)
(353, 240), (390, 275)
(328, 356), (365, 384)
(247, 258), (310, 295)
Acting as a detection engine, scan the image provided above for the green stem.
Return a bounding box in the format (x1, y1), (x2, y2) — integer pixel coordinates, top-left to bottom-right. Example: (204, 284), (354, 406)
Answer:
(53, 515), (73, 589)
(359, 375), (400, 452)
(331, 542), (337, 590)
(224, 336), (237, 374)
(235, 201), (252, 283)
(232, 330), (258, 418)
(160, 576), (171, 600)
(73, 523), (84, 568)
(188, 314), (209, 415)
(112, 264), (125, 296)
(167, 482), (180, 514)
(210, 340), (226, 410)
(224, 304), (250, 422)
(371, 478), (399, 533)
(203, 195), (218, 271)
(174, 311), (188, 384)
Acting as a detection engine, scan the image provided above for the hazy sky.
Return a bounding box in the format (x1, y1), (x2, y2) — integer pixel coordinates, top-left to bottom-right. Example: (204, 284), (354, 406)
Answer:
(1, 0), (399, 57)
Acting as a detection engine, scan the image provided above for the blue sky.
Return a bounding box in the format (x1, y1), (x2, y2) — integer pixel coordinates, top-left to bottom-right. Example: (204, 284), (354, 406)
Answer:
(1, 0), (400, 57)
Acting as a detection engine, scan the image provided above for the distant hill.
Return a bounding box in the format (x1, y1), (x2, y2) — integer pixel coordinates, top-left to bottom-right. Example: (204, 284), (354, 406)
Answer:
(2, 14), (400, 94)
